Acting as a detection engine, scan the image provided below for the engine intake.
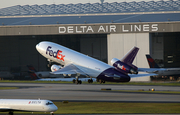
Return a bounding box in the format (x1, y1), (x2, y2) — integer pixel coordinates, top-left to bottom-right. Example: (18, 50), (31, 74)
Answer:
(51, 64), (62, 72)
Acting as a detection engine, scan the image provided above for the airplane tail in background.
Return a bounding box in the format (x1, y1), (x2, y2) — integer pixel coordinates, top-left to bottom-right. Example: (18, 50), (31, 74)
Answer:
(27, 65), (40, 80)
(145, 55), (160, 68)
(27, 65), (37, 73)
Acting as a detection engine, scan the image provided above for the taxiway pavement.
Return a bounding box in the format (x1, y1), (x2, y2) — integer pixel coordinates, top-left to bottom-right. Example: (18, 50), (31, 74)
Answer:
(0, 83), (179, 102)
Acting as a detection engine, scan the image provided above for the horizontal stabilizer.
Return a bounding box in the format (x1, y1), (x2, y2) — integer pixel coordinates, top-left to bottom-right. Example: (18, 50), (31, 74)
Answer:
(138, 68), (166, 73)
(129, 73), (157, 78)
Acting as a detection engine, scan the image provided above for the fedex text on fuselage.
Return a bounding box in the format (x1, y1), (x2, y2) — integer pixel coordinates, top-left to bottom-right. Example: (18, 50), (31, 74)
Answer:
(46, 46), (65, 61)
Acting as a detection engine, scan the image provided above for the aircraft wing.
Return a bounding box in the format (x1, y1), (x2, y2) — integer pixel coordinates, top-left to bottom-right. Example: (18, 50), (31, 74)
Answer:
(51, 64), (88, 76)
(138, 68), (166, 73)
(129, 73), (158, 78)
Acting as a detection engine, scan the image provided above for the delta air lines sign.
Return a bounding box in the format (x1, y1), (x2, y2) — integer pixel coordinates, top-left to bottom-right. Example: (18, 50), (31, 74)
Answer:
(58, 24), (158, 34)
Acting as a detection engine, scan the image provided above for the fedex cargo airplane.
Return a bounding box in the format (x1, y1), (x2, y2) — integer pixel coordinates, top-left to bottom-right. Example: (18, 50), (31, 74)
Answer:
(138, 55), (180, 77)
(0, 99), (58, 115)
(36, 41), (156, 84)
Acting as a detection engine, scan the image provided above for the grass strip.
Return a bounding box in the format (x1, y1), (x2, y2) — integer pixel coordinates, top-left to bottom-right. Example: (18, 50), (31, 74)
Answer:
(55, 102), (180, 114)
(0, 87), (18, 90)
(0, 80), (180, 86)
(3, 102), (180, 114)
(111, 90), (180, 94)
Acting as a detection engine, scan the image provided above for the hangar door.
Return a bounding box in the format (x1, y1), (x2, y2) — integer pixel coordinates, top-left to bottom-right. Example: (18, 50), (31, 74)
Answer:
(150, 32), (180, 68)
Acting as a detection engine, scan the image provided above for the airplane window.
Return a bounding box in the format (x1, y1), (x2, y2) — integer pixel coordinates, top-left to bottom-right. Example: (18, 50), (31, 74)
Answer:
(46, 102), (53, 105)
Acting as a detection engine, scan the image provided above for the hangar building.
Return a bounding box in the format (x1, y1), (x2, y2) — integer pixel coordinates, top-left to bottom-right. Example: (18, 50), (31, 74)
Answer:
(0, 0), (180, 81)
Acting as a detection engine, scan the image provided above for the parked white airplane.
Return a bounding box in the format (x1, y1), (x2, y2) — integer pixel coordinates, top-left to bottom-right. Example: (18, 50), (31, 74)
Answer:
(138, 55), (180, 77)
(0, 99), (58, 115)
(36, 41), (156, 84)
(0, 71), (14, 79)
(27, 65), (64, 78)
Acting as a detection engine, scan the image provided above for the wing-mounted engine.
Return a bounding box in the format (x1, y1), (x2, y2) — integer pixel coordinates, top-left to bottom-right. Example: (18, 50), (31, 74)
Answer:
(111, 58), (138, 74)
(51, 64), (63, 72)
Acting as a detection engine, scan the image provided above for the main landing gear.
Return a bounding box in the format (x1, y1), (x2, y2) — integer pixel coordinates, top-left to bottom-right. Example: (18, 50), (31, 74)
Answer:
(73, 73), (82, 84)
(73, 78), (82, 84)
(97, 79), (105, 84)
(88, 78), (93, 83)
(8, 111), (13, 115)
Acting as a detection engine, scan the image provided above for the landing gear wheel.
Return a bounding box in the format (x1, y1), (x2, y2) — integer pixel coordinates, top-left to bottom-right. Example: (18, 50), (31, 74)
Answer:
(79, 80), (82, 84)
(88, 79), (93, 83)
(9, 111), (13, 115)
(76, 80), (82, 84)
(99, 79), (105, 84)
(73, 79), (76, 83)
(99, 79), (102, 84)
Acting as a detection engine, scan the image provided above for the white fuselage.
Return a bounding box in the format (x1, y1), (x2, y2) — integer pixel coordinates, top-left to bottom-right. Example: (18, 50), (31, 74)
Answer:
(0, 99), (58, 112)
(139, 68), (180, 76)
(153, 68), (180, 76)
(36, 41), (112, 77)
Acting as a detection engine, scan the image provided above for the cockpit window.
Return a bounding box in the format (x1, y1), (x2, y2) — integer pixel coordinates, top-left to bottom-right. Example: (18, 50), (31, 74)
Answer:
(46, 102), (53, 105)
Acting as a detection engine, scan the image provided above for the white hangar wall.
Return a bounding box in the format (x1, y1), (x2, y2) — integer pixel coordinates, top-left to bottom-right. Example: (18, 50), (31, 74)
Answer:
(107, 33), (150, 81)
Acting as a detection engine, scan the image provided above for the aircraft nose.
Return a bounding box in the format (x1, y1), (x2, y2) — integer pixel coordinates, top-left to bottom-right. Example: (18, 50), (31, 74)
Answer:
(36, 43), (39, 51)
(51, 105), (58, 112)
(36, 43), (42, 53)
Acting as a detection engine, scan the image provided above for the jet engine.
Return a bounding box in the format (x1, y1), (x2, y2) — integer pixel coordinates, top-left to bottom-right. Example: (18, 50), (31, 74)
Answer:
(51, 64), (63, 72)
(111, 58), (138, 74)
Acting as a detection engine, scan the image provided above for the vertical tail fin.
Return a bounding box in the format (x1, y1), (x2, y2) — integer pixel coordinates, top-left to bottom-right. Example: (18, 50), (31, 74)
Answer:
(27, 65), (37, 72)
(27, 65), (40, 80)
(145, 55), (160, 68)
(121, 47), (139, 64)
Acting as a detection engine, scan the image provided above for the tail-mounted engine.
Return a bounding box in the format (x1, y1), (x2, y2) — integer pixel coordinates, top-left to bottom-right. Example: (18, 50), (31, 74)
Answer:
(51, 64), (63, 72)
(111, 58), (138, 74)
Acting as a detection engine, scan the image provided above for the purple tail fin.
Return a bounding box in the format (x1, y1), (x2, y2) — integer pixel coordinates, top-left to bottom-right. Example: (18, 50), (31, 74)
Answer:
(145, 55), (160, 68)
(121, 47), (139, 64)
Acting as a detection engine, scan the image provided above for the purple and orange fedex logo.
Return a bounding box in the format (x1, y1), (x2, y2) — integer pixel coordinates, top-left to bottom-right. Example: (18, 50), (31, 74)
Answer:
(46, 46), (65, 61)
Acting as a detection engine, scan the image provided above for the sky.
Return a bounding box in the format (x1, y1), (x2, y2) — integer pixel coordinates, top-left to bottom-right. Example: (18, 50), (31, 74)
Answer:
(0, 0), (163, 9)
